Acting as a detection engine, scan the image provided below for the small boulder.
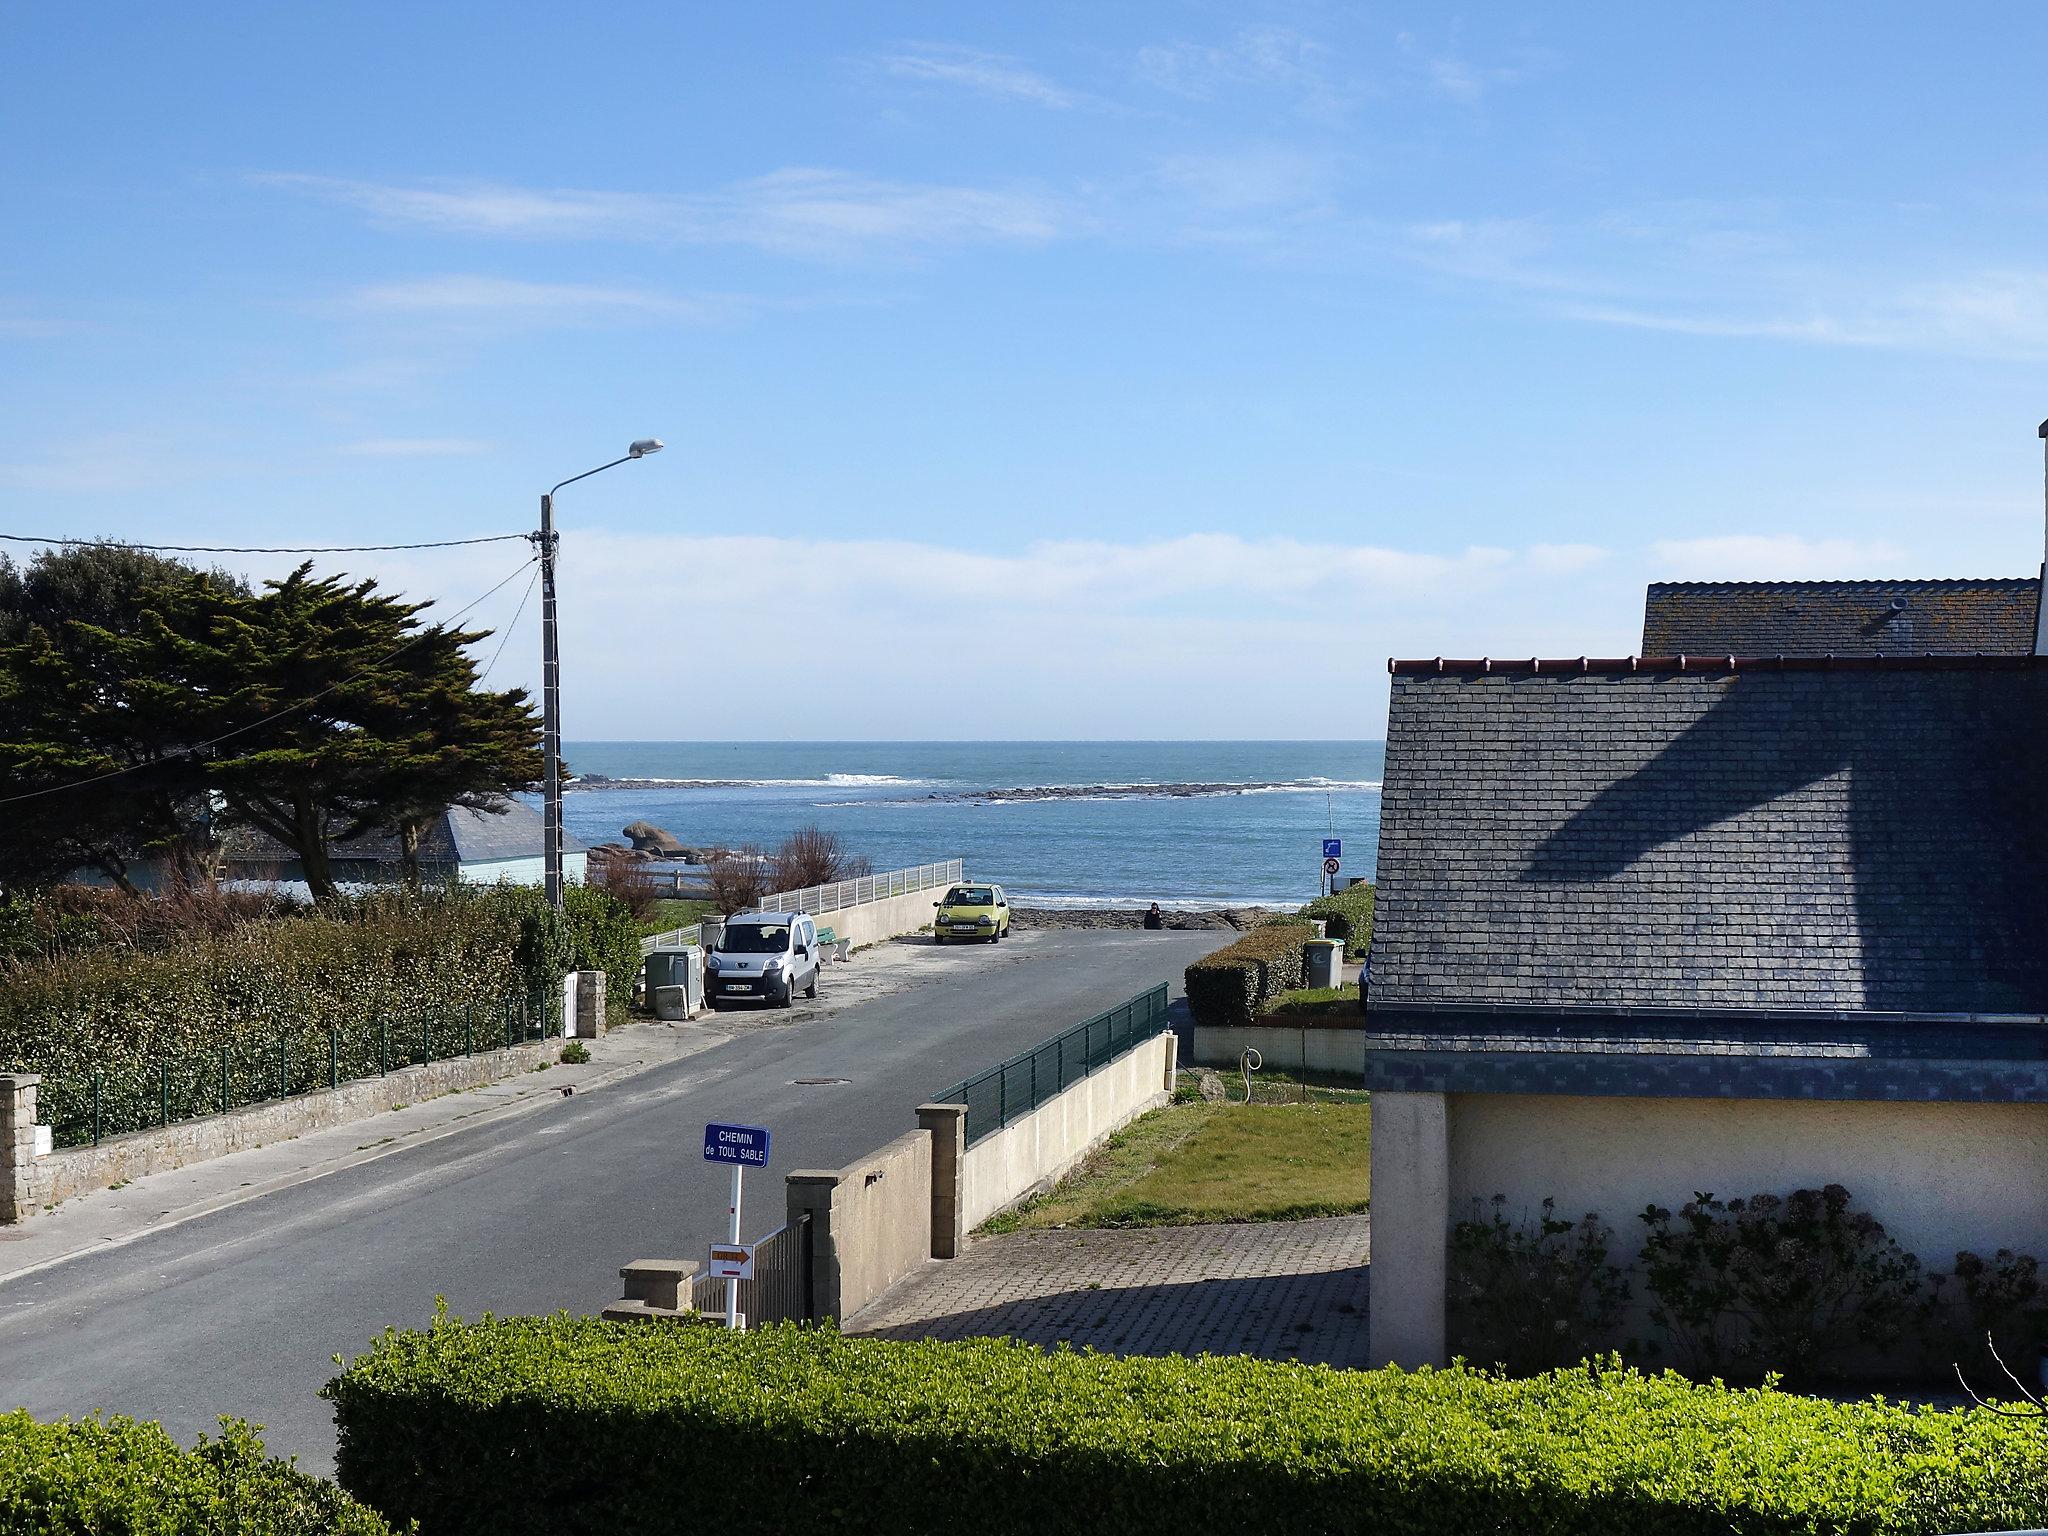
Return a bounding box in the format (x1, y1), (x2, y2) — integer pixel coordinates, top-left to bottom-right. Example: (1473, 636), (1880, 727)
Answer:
(623, 821), (686, 857)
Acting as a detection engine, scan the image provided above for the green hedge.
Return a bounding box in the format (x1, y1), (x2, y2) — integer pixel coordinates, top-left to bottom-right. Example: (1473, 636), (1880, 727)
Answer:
(327, 1315), (2048, 1536)
(1184, 922), (1314, 1030)
(559, 883), (639, 1017)
(0, 1411), (397, 1535)
(1299, 881), (1373, 957)
(0, 886), (536, 1146)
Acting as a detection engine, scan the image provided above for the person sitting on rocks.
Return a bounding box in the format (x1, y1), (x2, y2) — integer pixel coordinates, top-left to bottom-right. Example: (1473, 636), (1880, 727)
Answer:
(1143, 902), (1164, 931)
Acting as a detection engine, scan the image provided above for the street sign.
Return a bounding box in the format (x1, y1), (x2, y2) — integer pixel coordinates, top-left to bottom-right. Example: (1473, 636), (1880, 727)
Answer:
(1323, 857), (1341, 876)
(703, 1122), (771, 1167)
(1322, 838), (1342, 860)
(708, 1240), (755, 1280)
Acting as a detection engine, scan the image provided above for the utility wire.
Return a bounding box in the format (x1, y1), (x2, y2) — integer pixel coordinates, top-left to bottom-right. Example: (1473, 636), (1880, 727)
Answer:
(0, 554), (540, 807)
(0, 531), (528, 554)
(477, 560), (542, 685)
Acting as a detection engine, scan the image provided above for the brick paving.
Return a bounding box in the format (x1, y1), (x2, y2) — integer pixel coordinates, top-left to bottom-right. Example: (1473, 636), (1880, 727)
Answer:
(850, 1215), (1371, 1366)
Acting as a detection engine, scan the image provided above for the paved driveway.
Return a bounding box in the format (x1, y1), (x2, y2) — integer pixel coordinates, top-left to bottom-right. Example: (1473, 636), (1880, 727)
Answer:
(852, 1216), (1371, 1367)
(0, 927), (1228, 1472)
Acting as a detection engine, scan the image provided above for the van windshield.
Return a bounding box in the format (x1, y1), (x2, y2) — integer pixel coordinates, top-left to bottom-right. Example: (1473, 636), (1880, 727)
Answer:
(720, 924), (790, 953)
(943, 888), (993, 906)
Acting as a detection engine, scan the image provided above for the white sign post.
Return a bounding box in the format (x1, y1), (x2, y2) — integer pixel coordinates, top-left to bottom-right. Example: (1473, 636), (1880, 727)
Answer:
(702, 1122), (771, 1331)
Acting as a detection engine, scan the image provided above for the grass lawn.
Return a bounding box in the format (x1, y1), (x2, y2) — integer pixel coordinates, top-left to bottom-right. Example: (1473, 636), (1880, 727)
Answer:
(983, 1092), (1370, 1232)
(638, 898), (718, 938)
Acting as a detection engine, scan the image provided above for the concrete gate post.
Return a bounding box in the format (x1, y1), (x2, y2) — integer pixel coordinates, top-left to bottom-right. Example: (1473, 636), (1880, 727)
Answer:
(917, 1103), (968, 1258)
(0, 1075), (47, 1225)
(1367, 1090), (1449, 1367)
(785, 1169), (843, 1321)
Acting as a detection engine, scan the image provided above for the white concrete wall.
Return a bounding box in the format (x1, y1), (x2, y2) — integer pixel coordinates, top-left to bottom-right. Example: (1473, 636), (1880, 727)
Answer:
(810, 887), (940, 950)
(957, 1032), (1177, 1231)
(1190, 1024), (1365, 1076)
(1447, 1093), (2048, 1271)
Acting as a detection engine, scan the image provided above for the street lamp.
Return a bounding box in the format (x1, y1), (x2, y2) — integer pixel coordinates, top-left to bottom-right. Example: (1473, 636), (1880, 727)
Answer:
(537, 440), (665, 909)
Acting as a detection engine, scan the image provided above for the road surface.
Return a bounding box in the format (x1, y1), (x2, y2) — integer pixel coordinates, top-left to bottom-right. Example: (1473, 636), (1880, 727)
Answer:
(0, 928), (1223, 1472)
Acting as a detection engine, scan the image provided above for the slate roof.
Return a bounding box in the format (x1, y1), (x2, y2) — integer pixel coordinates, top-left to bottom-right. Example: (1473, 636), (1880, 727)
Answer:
(1370, 661), (2048, 1019)
(221, 797), (580, 867)
(1642, 577), (2039, 656)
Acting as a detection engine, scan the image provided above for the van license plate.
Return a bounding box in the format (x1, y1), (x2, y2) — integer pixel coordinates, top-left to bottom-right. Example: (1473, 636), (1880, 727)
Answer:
(724, 983), (753, 993)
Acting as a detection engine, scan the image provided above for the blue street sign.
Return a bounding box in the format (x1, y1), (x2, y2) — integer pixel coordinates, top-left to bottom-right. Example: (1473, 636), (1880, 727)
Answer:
(1322, 838), (1342, 860)
(703, 1122), (772, 1167)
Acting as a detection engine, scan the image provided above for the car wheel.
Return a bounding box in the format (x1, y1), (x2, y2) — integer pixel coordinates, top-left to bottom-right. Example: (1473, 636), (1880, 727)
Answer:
(805, 968), (819, 999)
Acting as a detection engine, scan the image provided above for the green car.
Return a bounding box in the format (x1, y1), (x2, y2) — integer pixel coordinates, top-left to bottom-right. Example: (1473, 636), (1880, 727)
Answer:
(933, 883), (1011, 944)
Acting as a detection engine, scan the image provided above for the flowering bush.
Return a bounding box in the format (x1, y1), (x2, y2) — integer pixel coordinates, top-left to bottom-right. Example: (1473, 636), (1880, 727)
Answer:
(1448, 1195), (1631, 1373)
(1639, 1184), (1940, 1384)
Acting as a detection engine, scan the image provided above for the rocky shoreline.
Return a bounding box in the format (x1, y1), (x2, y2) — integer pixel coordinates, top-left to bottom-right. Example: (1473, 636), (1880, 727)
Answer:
(1013, 906), (1275, 932)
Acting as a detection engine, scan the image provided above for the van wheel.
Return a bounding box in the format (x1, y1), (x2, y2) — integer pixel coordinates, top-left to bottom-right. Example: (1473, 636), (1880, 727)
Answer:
(805, 970), (819, 1000)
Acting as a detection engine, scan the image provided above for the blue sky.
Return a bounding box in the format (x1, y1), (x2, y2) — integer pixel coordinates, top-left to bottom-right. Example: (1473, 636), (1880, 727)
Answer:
(5, 3), (2046, 738)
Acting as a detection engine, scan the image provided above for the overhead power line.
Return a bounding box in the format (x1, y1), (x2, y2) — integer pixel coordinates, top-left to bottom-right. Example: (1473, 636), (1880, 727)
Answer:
(477, 560), (542, 685)
(0, 553), (540, 808)
(0, 531), (528, 554)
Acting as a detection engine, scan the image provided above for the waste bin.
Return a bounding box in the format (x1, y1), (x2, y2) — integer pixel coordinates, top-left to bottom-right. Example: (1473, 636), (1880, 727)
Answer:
(1303, 937), (1343, 991)
(644, 946), (704, 1021)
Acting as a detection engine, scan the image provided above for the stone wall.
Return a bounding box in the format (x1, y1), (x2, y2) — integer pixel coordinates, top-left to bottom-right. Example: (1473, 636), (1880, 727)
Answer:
(5, 1039), (562, 1221)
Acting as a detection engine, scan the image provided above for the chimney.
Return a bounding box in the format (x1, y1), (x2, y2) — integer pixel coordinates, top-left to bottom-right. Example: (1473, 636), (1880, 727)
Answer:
(2038, 419), (2048, 655)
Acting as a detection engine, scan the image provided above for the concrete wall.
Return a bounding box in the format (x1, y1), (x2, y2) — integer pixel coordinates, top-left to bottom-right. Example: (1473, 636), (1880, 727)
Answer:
(779, 1031), (1176, 1320)
(814, 887), (940, 950)
(1189, 1024), (1365, 1076)
(1367, 1088), (2048, 1368)
(787, 1130), (935, 1321)
(8, 1039), (562, 1220)
(957, 1032), (1177, 1231)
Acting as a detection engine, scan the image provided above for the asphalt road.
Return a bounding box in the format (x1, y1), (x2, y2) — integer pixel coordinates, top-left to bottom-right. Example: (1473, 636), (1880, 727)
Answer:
(0, 927), (1224, 1472)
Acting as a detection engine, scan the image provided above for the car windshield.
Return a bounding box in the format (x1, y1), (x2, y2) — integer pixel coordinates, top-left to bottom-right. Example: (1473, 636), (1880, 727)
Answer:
(943, 888), (993, 906)
(719, 924), (790, 954)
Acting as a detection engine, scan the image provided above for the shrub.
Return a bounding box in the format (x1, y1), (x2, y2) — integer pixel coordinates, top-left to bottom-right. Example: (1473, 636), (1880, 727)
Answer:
(0, 1411), (396, 1535)
(705, 848), (768, 916)
(559, 883), (640, 1016)
(0, 885), (538, 1145)
(559, 1040), (590, 1065)
(1297, 882), (1373, 957)
(1183, 923), (1314, 1030)
(327, 1313), (2048, 1536)
(1448, 1196), (1631, 1374)
(1951, 1248), (2048, 1384)
(1639, 1184), (1939, 1385)
(770, 823), (871, 890)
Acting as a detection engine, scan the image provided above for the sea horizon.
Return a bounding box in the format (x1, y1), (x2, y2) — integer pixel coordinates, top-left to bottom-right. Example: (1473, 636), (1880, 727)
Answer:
(556, 740), (1385, 908)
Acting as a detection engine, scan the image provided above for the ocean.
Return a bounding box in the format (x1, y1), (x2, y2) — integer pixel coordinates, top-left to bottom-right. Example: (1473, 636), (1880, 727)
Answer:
(559, 742), (1384, 909)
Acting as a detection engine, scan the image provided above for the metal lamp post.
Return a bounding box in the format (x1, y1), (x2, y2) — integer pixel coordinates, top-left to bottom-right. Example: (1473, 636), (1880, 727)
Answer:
(537, 439), (664, 908)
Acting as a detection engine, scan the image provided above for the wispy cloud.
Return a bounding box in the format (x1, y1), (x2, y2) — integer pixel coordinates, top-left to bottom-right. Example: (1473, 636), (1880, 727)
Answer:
(337, 436), (492, 458)
(263, 170), (1069, 260)
(0, 301), (85, 339)
(1136, 26), (1359, 124)
(347, 274), (741, 326)
(871, 42), (1078, 108)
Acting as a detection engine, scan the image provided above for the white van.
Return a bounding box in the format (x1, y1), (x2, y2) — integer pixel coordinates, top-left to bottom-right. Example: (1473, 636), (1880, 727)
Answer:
(704, 912), (820, 1009)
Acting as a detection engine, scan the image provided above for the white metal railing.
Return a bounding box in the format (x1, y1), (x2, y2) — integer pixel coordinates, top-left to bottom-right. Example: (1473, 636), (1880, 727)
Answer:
(640, 858), (964, 956)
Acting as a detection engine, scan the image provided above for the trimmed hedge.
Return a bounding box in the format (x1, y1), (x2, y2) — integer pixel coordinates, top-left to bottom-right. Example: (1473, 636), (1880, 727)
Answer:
(1299, 881), (1373, 957)
(327, 1315), (2048, 1536)
(1184, 921), (1314, 1030)
(0, 1411), (397, 1535)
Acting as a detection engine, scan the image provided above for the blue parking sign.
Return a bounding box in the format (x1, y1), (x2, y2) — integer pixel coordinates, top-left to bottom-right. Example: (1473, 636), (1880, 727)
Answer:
(1322, 838), (1342, 860)
(703, 1122), (771, 1167)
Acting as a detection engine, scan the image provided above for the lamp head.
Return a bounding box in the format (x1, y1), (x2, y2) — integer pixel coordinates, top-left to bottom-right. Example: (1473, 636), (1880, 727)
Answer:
(628, 438), (665, 458)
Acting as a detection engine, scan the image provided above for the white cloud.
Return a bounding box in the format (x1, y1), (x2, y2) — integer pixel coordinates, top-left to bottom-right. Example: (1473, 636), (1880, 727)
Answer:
(1648, 535), (1913, 583)
(337, 437), (492, 458)
(872, 42), (1077, 108)
(347, 274), (739, 326)
(263, 170), (1068, 260)
(1154, 148), (1334, 214)
(1136, 26), (1357, 123)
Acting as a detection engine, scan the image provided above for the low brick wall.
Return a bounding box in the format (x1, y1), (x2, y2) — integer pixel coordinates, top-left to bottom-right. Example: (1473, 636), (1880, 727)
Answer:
(7, 1040), (561, 1220)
